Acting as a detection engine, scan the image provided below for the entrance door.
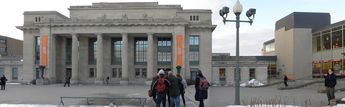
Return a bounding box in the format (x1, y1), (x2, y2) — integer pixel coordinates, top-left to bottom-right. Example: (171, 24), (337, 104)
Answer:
(249, 68), (256, 80)
(66, 68), (72, 79)
(219, 68), (226, 81)
(35, 68), (40, 79)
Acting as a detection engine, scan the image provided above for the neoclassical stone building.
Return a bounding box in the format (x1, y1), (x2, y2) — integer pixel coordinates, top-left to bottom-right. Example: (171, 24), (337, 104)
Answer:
(17, 2), (216, 84)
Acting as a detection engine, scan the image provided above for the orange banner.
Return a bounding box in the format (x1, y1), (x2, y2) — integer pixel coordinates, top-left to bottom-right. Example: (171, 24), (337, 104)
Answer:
(41, 34), (47, 66)
(177, 34), (183, 67)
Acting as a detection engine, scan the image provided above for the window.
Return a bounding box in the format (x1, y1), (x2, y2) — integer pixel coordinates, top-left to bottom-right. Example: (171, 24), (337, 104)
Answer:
(135, 39), (148, 64)
(322, 33), (331, 50)
(134, 68), (146, 78)
(112, 68), (122, 78)
(343, 29), (345, 47)
(190, 68), (199, 81)
(265, 43), (275, 52)
(65, 38), (72, 65)
(0, 47), (6, 53)
(12, 68), (18, 80)
(332, 30), (342, 49)
(0, 39), (6, 44)
(89, 68), (95, 78)
(190, 15), (199, 21)
(111, 39), (122, 64)
(219, 68), (226, 81)
(88, 38), (97, 65)
(35, 37), (41, 64)
(157, 38), (172, 65)
(35, 17), (41, 22)
(189, 35), (200, 65)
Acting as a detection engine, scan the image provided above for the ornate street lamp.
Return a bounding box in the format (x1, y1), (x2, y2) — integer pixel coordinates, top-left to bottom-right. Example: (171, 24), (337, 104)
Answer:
(219, 0), (256, 105)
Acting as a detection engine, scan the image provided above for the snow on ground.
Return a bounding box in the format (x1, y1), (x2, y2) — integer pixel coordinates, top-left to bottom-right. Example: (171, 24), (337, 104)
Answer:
(240, 79), (265, 87)
(342, 97), (345, 101)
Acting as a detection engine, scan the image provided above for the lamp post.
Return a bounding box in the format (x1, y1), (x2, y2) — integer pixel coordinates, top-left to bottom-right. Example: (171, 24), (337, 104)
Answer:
(219, 0), (256, 105)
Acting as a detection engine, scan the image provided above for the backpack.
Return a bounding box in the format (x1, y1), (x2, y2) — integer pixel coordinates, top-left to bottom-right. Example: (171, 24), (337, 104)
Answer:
(199, 77), (209, 90)
(156, 77), (166, 93)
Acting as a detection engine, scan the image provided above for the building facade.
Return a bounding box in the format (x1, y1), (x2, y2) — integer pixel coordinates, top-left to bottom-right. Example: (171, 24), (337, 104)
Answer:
(0, 35), (23, 58)
(312, 20), (345, 77)
(274, 12), (330, 80)
(0, 35), (23, 82)
(17, 2), (216, 84)
(211, 53), (277, 86)
(267, 12), (345, 79)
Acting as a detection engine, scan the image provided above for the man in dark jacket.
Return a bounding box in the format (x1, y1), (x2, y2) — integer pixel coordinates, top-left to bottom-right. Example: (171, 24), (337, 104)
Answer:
(166, 71), (182, 107)
(283, 75), (288, 87)
(153, 70), (171, 107)
(325, 69), (337, 105)
(194, 70), (208, 107)
(0, 75), (8, 90)
(64, 76), (71, 87)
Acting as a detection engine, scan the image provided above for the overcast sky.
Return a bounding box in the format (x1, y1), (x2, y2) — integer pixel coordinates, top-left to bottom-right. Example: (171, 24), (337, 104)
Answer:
(1, 0), (345, 56)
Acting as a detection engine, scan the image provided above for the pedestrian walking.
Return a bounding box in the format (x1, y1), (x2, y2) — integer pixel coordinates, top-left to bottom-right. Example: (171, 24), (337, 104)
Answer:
(176, 74), (187, 106)
(150, 73), (159, 104)
(324, 69), (337, 105)
(106, 76), (110, 85)
(153, 69), (171, 107)
(166, 71), (182, 107)
(194, 70), (209, 107)
(0, 75), (7, 90)
(64, 76), (71, 87)
(284, 75), (288, 87)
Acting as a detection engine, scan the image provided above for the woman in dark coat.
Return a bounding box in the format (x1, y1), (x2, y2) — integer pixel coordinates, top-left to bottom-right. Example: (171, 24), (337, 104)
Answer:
(194, 70), (208, 107)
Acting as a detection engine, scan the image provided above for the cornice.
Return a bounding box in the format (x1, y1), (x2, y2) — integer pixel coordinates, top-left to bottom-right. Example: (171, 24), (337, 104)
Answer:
(188, 25), (217, 31)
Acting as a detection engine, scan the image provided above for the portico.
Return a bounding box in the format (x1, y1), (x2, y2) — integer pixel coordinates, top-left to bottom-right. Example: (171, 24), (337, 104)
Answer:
(17, 2), (216, 84)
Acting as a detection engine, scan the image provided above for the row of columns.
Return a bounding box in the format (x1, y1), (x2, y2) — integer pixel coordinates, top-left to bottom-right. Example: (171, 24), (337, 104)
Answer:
(69, 33), (156, 83)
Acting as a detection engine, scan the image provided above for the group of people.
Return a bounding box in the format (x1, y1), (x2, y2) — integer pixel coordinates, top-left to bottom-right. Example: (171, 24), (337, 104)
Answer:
(0, 75), (7, 90)
(149, 69), (209, 107)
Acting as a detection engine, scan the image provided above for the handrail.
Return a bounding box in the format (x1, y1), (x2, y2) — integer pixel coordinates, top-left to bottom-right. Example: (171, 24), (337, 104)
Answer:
(59, 96), (147, 107)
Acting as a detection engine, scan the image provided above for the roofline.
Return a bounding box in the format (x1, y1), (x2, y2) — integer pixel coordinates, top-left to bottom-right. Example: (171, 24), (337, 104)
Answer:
(0, 35), (23, 41)
(23, 11), (69, 19)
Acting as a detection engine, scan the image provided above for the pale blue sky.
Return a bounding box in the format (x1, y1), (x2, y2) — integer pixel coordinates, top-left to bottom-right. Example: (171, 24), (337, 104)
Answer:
(0, 0), (344, 55)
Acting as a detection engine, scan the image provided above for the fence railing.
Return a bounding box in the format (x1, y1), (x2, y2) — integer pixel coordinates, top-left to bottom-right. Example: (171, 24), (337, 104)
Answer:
(59, 96), (147, 107)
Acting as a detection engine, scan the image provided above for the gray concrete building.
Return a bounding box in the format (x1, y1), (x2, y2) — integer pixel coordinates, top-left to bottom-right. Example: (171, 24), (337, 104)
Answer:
(264, 12), (336, 79)
(211, 53), (277, 86)
(274, 12), (330, 80)
(16, 2), (216, 84)
(0, 35), (23, 58)
(0, 35), (23, 82)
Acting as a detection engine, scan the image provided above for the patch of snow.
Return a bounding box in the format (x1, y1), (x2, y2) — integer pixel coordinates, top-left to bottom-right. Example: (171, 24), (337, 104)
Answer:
(7, 83), (21, 85)
(342, 97), (345, 101)
(240, 79), (265, 87)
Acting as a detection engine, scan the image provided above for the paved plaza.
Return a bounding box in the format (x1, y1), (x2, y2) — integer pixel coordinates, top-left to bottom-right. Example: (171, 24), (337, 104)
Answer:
(1, 83), (345, 107)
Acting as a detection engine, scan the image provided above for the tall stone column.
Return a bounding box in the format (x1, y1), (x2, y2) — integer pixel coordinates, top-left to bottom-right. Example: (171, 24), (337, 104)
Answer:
(121, 33), (129, 84)
(71, 34), (79, 84)
(146, 33), (154, 84)
(47, 33), (56, 83)
(96, 33), (103, 84)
